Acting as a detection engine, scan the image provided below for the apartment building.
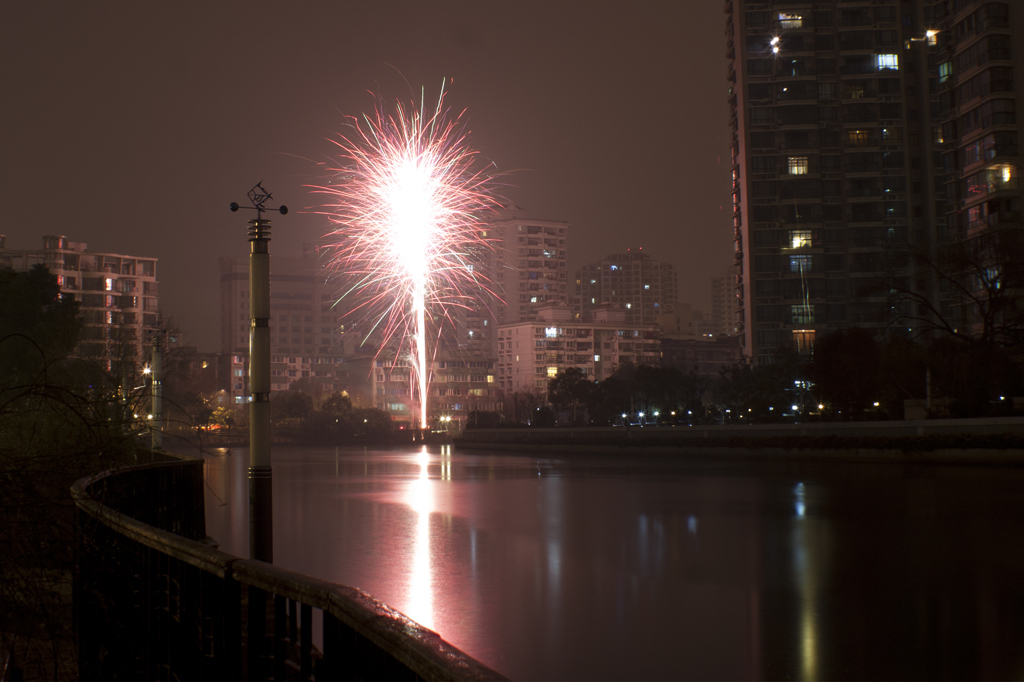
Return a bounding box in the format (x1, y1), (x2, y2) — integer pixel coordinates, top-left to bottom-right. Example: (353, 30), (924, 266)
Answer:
(483, 206), (570, 324)
(369, 355), (499, 429)
(0, 235), (159, 371)
(574, 249), (680, 325)
(933, 1), (1024, 339)
(496, 302), (660, 393)
(725, 0), (1023, 361)
(711, 270), (742, 336)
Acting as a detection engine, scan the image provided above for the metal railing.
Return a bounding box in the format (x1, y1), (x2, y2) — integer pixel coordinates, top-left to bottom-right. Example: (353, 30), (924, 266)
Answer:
(72, 456), (506, 681)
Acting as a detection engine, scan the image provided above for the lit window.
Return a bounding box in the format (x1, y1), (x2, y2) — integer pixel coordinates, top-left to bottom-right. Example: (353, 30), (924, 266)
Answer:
(790, 255), (812, 272)
(792, 330), (815, 354)
(788, 156), (808, 175)
(847, 130), (869, 147)
(545, 327), (558, 338)
(926, 30), (937, 46)
(644, 284), (650, 290)
(938, 61), (952, 83)
(547, 366), (558, 378)
(530, 296), (538, 303)
(788, 230), (813, 249)
(876, 54), (898, 70)
(791, 305), (815, 324)
(594, 354), (601, 362)
(778, 13), (802, 28)
(610, 265), (618, 271)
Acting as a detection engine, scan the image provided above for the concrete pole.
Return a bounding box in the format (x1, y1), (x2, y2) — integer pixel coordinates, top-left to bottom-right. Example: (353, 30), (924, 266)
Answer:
(249, 217), (273, 563)
(150, 332), (163, 451)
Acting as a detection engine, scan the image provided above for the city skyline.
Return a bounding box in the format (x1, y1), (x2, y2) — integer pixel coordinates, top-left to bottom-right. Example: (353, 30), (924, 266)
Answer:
(1, 2), (734, 353)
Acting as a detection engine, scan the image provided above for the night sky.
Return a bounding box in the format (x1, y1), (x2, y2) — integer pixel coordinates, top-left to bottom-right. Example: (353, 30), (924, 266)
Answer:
(2, 1), (732, 352)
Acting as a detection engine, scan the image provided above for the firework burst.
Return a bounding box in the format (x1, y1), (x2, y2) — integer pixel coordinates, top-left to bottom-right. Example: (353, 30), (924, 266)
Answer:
(315, 84), (504, 430)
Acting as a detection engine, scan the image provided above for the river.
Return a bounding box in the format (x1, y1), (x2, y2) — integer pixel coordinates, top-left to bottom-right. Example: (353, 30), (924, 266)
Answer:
(200, 444), (1024, 680)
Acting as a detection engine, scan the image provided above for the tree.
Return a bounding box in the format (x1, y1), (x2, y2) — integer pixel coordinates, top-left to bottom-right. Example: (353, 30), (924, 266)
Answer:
(927, 337), (1023, 417)
(632, 365), (687, 421)
(0, 265), (81, 386)
(717, 349), (805, 422)
(321, 391), (356, 425)
(274, 389), (314, 423)
(809, 327), (882, 420)
(876, 334), (928, 419)
(209, 406), (236, 428)
(499, 389), (544, 424)
(533, 404), (556, 427)
(0, 266), (139, 678)
(354, 407), (394, 436)
(587, 375), (631, 426)
(547, 368), (593, 425)
(879, 231), (1024, 348)
(466, 410), (502, 429)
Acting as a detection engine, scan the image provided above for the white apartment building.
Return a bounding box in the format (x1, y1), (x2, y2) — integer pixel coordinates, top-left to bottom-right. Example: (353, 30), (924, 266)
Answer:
(447, 207), (569, 359)
(370, 355), (499, 430)
(496, 302), (660, 393)
(0, 235), (159, 371)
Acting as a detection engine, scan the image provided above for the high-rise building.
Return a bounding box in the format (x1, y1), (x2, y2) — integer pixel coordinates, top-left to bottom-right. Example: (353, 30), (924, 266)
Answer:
(574, 249), (680, 325)
(483, 206), (570, 328)
(0, 235), (159, 371)
(711, 270), (741, 336)
(726, 0), (1024, 362)
(932, 2), (1024, 341)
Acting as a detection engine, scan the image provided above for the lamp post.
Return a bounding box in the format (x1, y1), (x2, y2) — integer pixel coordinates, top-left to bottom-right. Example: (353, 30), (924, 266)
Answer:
(232, 183), (286, 678)
(149, 328), (164, 451)
(230, 183), (287, 564)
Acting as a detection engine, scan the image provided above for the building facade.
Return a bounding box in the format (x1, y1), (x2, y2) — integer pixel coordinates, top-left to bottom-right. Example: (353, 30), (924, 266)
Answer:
(484, 207), (571, 327)
(496, 302), (660, 393)
(1, 235), (159, 371)
(726, 0), (1024, 361)
(932, 1), (1024, 340)
(661, 335), (743, 379)
(369, 355), (500, 430)
(574, 249), (680, 325)
(711, 270), (742, 336)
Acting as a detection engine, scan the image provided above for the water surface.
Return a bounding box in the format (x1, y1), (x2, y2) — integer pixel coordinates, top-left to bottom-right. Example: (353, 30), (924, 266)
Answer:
(201, 444), (1024, 680)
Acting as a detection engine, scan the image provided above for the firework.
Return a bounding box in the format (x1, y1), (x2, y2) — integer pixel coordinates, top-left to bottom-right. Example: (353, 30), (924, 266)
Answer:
(316, 84), (503, 430)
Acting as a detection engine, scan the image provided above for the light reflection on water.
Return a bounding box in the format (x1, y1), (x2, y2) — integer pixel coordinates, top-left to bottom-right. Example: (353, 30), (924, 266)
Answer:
(406, 446), (434, 629)
(199, 445), (1024, 681)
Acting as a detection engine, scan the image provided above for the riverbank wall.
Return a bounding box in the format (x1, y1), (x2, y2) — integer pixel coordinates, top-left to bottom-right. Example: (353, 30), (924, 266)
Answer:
(454, 417), (1024, 464)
